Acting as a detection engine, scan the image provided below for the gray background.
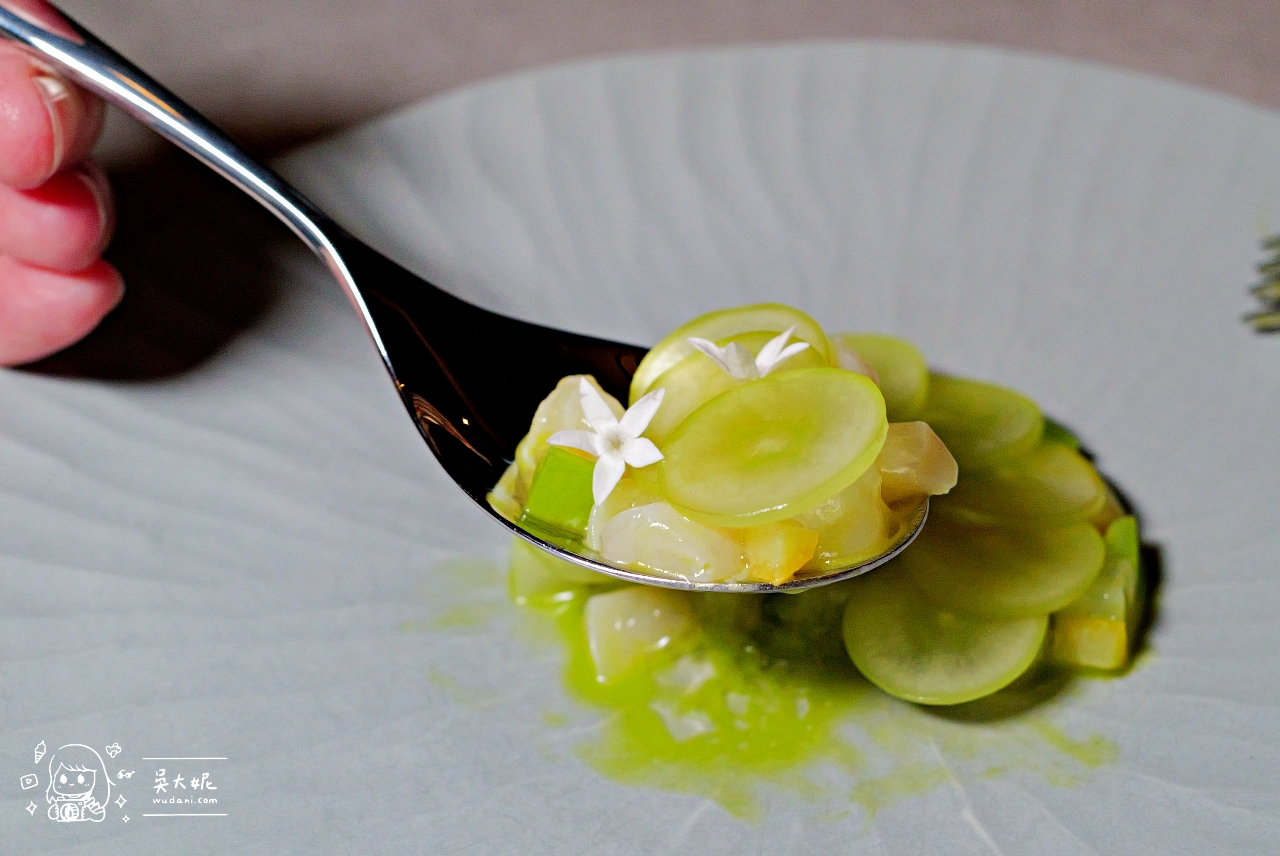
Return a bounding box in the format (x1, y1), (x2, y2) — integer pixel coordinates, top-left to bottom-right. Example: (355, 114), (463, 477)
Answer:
(27, 0), (1280, 380)
(59, 0), (1280, 163)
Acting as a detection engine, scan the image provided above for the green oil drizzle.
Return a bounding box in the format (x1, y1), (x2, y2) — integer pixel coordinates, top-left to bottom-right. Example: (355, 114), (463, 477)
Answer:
(406, 551), (1123, 823)
(511, 564), (1120, 821)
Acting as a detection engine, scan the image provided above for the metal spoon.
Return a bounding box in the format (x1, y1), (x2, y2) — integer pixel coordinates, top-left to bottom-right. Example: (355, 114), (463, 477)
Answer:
(0, 2), (926, 592)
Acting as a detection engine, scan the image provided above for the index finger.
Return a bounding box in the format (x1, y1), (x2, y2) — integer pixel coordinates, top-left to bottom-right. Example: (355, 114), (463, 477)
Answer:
(0, 0), (102, 189)
(0, 0), (79, 40)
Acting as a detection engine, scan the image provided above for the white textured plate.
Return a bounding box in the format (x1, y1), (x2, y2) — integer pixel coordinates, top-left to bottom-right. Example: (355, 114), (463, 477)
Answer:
(6, 42), (1280, 854)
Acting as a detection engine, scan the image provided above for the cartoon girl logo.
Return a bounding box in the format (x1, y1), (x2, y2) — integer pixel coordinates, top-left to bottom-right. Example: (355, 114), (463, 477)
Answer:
(45, 744), (111, 822)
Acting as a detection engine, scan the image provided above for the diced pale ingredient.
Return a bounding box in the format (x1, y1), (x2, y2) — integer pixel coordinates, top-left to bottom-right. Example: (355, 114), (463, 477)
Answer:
(659, 368), (888, 527)
(1050, 515), (1141, 670)
(936, 440), (1107, 528)
(831, 339), (881, 385)
(842, 563), (1048, 706)
(599, 502), (745, 583)
(1089, 485), (1126, 532)
(654, 654), (718, 694)
(919, 374), (1044, 470)
(584, 585), (697, 683)
(900, 519), (1105, 619)
(630, 303), (833, 401)
(796, 467), (893, 571)
(648, 700), (716, 741)
(514, 374), (624, 498)
(487, 461), (523, 522)
(584, 476), (662, 551)
(738, 520), (820, 585)
(521, 446), (597, 537)
(508, 537), (613, 605)
(642, 330), (826, 445)
(875, 421), (959, 504)
(831, 333), (929, 421)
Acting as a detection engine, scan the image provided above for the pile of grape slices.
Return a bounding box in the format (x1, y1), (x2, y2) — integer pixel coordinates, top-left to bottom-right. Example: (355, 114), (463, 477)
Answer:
(493, 305), (1143, 705)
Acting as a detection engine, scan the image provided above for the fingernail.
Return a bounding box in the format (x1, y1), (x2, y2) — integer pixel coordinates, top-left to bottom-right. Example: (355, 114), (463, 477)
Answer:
(31, 72), (69, 176)
(74, 165), (113, 250)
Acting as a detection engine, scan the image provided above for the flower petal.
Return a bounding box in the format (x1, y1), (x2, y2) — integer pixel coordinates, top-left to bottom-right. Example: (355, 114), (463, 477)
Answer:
(760, 341), (810, 375)
(687, 337), (733, 374)
(618, 387), (665, 437)
(547, 429), (600, 457)
(578, 377), (619, 433)
(621, 436), (664, 468)
(724, 342), (758, 379)
(754, 325), (797, 375)
(591, 453), (627, 505)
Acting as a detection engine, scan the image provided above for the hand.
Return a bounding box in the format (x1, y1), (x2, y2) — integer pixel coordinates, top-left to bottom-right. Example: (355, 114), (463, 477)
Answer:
(0, 0), (121, 366)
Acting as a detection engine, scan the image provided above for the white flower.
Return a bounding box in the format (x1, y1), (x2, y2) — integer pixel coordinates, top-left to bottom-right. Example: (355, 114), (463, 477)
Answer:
(547, 378), (666, 505)
(687, 325), (810, 380)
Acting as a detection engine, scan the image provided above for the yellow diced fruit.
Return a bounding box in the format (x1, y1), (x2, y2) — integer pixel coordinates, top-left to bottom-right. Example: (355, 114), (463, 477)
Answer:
(1050, 515), (1141, 671)
(1050, 617), (1127, 670)
(876, 421), (959, 504)
(584, 585), (697, 683)
(739, 520), (820, 585)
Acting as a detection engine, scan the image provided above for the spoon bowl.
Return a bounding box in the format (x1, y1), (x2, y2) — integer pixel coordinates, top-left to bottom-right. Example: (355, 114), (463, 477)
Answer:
(0, 1), (926, 592)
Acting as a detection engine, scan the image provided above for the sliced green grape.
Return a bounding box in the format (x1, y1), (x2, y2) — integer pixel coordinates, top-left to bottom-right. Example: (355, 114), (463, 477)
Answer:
(643, 330), (825, 445)
(1042, 417), (1081, 451)
(842, 563), (1048, 705)
(630, 304), (832, 401)
(919, 374), (1044, 470)
(832, 333), (929, 420)
(900, 519), (1105, 619)
(659, 368), (888, 527)
(1113, 515), (1143, 633)
(934, 440), (1107, 528)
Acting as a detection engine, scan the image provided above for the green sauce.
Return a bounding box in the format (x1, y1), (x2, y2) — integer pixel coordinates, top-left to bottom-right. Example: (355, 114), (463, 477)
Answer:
(401, 554), (1126, 821)
(516, 564), (1120, 821)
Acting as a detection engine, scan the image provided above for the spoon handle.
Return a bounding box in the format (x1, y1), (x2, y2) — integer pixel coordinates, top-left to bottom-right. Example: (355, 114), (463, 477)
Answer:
(0, 1), (392, 361)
